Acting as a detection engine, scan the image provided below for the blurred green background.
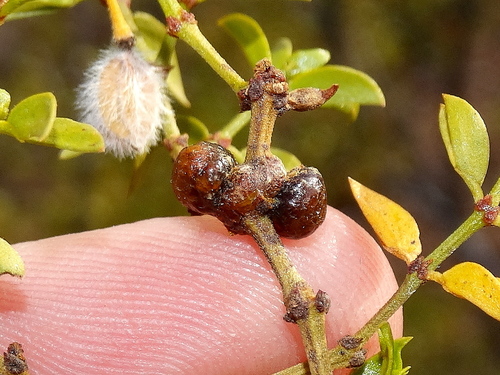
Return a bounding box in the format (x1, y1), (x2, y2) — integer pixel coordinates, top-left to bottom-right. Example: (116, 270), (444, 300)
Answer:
(1, 0), (500, 373)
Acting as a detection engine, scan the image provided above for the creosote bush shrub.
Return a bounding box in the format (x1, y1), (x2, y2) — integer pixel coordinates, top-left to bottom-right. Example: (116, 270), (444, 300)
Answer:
(0, 0), (500, 374)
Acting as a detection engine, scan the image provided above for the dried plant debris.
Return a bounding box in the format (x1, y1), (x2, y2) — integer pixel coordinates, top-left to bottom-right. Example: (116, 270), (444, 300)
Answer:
(2, 342), (28, 375)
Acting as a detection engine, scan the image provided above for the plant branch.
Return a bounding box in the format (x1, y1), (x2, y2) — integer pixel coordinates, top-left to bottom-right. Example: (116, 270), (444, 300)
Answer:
(488, 177), (500, 206)
(106, 0), (134, 42)
(425, 210), (485, 269)
(244, 216), (331, 375)
(239, 59), (330, 375)
(157, 0), (246, 92)
(244, 87), (278, 162)
(275, 210), (486, 374)
(219, 111), (251, 142)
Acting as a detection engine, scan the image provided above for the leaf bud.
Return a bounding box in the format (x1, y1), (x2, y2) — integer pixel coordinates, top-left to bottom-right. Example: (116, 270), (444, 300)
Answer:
(287, 84), (338, 112)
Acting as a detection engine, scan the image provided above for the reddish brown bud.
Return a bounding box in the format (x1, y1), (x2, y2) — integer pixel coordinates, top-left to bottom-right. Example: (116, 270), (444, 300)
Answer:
(287, 84), (339, 112)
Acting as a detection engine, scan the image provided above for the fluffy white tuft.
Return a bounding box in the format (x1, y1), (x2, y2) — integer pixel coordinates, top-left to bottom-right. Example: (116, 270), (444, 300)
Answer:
(76, 46), (171, 158)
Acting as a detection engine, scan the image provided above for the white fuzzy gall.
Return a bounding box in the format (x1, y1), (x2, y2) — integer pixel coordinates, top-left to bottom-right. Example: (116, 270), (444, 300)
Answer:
(76, 46), (170, 158)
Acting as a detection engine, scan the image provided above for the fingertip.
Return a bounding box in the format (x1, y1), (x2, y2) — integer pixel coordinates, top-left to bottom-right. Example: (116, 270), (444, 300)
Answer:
(1, 207), (401, 374)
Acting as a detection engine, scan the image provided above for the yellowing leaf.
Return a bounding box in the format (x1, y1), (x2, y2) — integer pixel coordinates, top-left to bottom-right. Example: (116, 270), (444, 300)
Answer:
(439, 95), (489, 201)
(0, 238), (25, 277)
(349, 178), (421, 263)
(428, 262), (500, 321)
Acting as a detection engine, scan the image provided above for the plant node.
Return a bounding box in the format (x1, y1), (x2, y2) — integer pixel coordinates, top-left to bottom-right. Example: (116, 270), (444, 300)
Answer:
(338, 335), (363, 350)
(474, 194), (500, 225)
(314, 290), (331, 314)
(347, 349), (367, 368)
(166, 10), (197, 37)
(283, 284), (311, 323)
(3, 342), (28, 375)
(408, 256), (432, 280)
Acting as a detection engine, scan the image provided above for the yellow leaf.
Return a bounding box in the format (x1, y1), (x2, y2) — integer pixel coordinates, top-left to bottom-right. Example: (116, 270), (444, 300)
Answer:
(0, 238), (25, 277)
(349, 177), (421, 263)
(428, 262), (500, 321)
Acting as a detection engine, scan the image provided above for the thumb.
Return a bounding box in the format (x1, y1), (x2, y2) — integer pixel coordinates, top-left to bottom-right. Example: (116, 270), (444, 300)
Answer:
(0, 207), (401, 374)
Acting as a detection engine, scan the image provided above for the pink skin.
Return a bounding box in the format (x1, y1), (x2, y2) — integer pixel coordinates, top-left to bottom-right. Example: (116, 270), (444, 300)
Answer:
(0, 207), (402, 374)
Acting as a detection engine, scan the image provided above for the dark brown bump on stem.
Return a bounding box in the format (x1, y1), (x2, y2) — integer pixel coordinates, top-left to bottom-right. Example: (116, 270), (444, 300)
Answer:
(314, 290), (331, 314)
(408, 256), (432, 280)
(166, 10), (197, 38)
(287, 84), (339, 112)
(283, 284), (311, 323)
(180, 9), (197, 24)
(474, 194), (500, 225)
(347, 349), (367, 368)
(3, 342), (28, 375)
(115, 36), (136, 50)
(166, 16), (181, 37)
(338, 335), (363, 350)
(243, 59), (289, 162)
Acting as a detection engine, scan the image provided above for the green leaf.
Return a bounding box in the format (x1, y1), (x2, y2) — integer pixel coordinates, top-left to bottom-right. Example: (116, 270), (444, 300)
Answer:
(133, 12), (174, 63)
(166, 52), (191, 108)
(349, 178), (422, 264)
(238, 147), (301, 170)
(1, 0), (83, 19)
(131, 12), (189, 107)
(226, 145), (244, 164)
(271, 37), (293, 70)
(0, 238), (25, 277)
(289, 65), (385, 119)
(219, 111), (251, 140)
(284, 48), (331, 77)
(35, 118), (105, 152)
(3, 7), (56, 20)
(428, 262), (500, 321)
(352, 323), (412, 375)
(0, 120), (13, 134)
(6, 92), (56, 142)
(439, 94), (489, 201)
(128, 152), (150, 196)
(218, 13), (271, 67)
(271, 147), (302, 170)
(58, 150), (83, 160)
(0, 89), (10, 120)
(177, 115), (210, 144)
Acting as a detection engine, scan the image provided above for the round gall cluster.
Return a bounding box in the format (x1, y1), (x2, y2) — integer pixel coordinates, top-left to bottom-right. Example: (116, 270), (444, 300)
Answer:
(172, 141), (327, 239)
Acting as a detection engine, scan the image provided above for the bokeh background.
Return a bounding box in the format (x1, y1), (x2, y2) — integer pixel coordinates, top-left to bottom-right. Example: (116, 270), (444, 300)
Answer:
(1, 0), (500, 373)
